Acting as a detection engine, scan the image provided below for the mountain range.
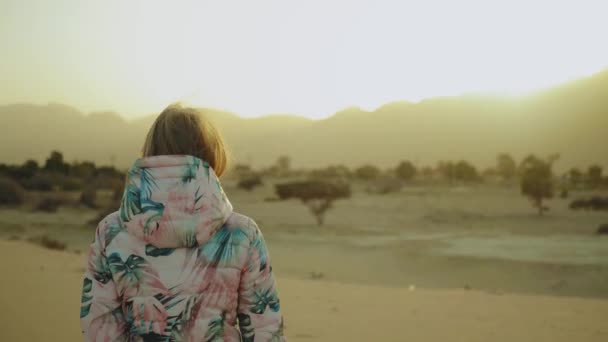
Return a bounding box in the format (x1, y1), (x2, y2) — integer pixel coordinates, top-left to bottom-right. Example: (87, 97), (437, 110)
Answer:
(1, 70), (607, 171)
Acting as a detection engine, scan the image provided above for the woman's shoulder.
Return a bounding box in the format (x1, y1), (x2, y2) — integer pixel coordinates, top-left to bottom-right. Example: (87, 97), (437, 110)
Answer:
(224, 211), (263, 243)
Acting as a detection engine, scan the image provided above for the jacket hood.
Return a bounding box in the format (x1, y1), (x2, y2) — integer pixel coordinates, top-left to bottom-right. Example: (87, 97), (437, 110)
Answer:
(118, 155), (233, 248)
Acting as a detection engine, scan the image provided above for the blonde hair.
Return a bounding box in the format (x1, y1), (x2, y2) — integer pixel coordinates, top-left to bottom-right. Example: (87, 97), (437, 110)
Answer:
(142, 103), (229, 176)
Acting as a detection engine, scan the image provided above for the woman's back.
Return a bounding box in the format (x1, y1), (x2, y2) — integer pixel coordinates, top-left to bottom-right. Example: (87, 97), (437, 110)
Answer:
(80, 155), (284, 341)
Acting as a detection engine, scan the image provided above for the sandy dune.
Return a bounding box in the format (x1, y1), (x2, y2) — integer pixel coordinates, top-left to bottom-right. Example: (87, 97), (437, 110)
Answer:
(1, 240), (607, 342)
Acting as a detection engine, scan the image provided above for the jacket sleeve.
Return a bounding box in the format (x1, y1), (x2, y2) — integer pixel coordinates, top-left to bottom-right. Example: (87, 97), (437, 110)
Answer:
(80, 221), (128, 341)
(237, 221), (286, 342)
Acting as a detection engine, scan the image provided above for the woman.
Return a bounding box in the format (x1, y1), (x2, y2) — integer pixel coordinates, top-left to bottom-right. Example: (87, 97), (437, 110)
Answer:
(80, 104), (285, 341)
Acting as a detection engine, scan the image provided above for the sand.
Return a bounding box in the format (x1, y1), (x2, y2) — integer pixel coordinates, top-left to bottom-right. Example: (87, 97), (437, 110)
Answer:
(0, 240), (607, 342)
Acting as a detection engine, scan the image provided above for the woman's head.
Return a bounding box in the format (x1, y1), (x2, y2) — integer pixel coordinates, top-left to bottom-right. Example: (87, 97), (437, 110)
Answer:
(142, 103), (228, 176)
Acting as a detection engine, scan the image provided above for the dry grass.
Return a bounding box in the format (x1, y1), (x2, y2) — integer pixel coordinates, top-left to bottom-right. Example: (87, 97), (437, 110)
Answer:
(1, 183), (608, 299)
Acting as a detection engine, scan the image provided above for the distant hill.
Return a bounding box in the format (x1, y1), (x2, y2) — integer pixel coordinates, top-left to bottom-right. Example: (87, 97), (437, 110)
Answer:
(1, 70), (607, 171)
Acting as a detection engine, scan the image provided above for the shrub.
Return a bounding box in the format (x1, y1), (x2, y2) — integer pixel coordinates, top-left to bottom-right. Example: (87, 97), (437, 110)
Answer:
(29, 235), (67, 251)
(0, 177), (25, 206)
(40, 235), (67, 251)
(569, 197), (608, 211)
(237, 174), (263, 191)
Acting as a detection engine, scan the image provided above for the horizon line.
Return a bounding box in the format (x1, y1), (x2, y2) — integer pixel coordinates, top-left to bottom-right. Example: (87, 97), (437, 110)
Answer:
(1, 67), (605, 121)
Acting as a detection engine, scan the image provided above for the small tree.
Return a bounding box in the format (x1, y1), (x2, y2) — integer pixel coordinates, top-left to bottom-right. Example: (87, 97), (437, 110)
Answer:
(395, 161), (417, 181)
(568, 168), (583, 188)
(496, 153), (517, 181)
(453, 160), (480, 182)
(275, 180), (351, 225)
(354, 165), (381, 181)
(44, 151), (70, 175)
(587, 165), (603, 188)
(276, 156), (291, 177)
(520, 155), (557, 215)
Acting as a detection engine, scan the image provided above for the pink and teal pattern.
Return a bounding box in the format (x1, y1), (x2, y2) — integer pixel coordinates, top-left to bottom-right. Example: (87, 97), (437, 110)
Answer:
(80, 155), (285, 341)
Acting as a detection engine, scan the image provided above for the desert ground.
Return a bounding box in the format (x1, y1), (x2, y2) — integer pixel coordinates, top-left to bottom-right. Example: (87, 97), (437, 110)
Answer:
(1, 183), (608, 341)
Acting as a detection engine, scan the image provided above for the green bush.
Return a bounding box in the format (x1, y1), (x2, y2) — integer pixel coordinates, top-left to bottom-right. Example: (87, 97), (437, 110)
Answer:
(0, 177), (25, 206)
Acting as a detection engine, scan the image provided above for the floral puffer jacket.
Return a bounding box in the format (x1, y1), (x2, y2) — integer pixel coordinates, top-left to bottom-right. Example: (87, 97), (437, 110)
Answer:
(80, 155), (285, 341)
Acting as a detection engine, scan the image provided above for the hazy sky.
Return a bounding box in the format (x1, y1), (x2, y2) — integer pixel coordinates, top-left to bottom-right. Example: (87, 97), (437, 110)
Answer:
(1, 0), (607, 119)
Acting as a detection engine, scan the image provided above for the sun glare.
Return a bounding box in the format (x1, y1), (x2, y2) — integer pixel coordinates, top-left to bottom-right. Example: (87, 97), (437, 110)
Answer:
(1, 0), (607, 118)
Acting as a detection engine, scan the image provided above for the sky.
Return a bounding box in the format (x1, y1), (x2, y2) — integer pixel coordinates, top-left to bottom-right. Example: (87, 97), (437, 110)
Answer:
(1, 0), (607, 119)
